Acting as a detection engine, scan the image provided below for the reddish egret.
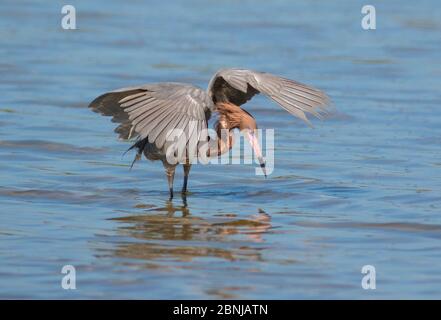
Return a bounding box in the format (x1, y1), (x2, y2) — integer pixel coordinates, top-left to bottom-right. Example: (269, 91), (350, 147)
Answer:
(89, 68), (331, 198)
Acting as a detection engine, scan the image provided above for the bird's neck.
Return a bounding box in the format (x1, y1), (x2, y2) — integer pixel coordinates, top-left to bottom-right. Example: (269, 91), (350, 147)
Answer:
(207, 102), (255, 157)
(207, 114), (235, 157)
(217, 114), (235, 156)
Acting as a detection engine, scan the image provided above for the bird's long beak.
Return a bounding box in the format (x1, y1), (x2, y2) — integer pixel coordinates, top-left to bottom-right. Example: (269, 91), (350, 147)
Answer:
(247, 131), (267, 178)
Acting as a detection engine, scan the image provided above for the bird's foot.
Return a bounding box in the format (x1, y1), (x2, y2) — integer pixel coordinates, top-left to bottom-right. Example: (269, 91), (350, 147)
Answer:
(181, 191), (188, 206)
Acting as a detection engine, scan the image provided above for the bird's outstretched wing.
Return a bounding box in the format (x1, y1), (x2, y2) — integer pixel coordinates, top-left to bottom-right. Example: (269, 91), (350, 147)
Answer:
(88, 83), (213, 150)
(207, 68), (331, 125)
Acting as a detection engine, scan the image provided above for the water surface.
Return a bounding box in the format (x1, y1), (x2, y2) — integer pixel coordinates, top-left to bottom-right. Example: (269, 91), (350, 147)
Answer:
(1, 0), (441, 299)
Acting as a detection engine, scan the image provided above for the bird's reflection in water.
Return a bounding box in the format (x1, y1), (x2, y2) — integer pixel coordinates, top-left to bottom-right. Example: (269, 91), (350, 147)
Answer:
(109, 197), (272, 266)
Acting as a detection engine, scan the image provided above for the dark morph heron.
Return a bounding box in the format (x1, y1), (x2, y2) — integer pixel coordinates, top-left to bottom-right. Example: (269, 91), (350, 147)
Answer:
(89, 68), (331, 199)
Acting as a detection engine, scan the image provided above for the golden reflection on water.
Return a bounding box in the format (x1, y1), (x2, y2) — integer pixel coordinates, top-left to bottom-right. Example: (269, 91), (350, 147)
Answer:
(109, 199), (272, 265)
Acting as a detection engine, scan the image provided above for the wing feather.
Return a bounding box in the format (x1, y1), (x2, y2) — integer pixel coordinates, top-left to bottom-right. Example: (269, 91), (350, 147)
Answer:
(124, 97), (155, 113)
(147, 107), (177, 143)
(207, 68), (331, 125)
(120, 94), (149, 108)
(156, 111), (186, 148)
(88, 83), (213, 154)
(118, 91), (147, 103)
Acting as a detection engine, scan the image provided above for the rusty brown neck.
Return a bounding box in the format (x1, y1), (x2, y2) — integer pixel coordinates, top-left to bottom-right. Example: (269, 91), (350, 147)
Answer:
(207, 102), (256, 157)
(214, 113), (235, 156)
(206, 102), (237, 157)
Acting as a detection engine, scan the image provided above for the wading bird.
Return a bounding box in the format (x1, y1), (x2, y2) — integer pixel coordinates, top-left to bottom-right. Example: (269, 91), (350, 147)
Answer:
(89, 68), (331, 198)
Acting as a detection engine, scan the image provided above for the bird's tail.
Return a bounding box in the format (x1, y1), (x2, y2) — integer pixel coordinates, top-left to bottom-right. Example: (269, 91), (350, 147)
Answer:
(123, 138), (148, 170)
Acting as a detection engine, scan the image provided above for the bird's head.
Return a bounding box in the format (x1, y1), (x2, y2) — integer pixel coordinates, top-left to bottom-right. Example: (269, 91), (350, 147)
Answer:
(216, 102), (266, 177)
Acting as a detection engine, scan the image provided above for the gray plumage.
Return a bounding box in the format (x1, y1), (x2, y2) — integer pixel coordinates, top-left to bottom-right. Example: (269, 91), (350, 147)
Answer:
(90, 68), (330, 145)
(90, 83), (213, 143)
(207, 68), (330, 125)
(88, 68), (332, 198)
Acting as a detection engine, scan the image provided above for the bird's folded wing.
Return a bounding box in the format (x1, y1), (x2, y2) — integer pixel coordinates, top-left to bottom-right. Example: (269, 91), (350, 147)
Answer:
(88, 83), (212, 150)
(208, 68), (331, 125)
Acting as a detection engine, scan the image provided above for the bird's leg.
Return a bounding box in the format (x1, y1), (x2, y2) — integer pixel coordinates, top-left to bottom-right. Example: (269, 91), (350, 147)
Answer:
(182, 163), (192, 194)
(165, 165), (176, 200)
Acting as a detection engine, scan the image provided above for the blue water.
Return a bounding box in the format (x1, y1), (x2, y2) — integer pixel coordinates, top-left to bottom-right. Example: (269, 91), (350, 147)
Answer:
(1, 0), (441, 299)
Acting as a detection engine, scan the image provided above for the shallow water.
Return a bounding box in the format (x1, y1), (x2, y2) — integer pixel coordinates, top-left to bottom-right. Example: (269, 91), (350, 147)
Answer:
(1, 0), (441, 299)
